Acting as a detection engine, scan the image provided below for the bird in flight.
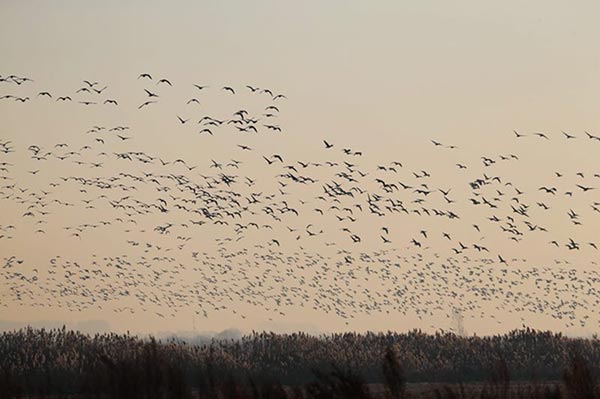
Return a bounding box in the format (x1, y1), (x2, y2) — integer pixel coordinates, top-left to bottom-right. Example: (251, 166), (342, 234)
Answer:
(222, 86), (235, 94)
(138, 101), (157, 109)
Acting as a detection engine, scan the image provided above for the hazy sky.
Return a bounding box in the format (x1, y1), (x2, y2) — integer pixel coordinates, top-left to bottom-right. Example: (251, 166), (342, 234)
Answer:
(1, 1), (600, 336)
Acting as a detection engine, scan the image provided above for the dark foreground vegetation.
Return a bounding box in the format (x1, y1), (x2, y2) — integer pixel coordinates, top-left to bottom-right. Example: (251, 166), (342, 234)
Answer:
(0, 327), (598, 398)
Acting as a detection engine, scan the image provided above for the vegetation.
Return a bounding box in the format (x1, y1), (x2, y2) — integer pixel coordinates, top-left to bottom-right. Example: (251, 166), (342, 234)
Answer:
(0, 327), (598, 398)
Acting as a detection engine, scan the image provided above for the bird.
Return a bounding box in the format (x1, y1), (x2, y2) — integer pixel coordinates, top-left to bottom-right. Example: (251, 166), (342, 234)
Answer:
(157, 78), (172, 86)
(138, 101), (157, 109)
(576, 184), (594, 192)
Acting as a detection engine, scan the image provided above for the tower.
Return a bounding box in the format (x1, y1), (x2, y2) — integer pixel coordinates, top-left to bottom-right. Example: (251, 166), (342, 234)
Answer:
(451, 307), (465, 336)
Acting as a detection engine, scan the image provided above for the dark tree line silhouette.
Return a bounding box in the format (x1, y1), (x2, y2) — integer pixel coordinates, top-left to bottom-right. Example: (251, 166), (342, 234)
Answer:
(0, 327), (598, 398)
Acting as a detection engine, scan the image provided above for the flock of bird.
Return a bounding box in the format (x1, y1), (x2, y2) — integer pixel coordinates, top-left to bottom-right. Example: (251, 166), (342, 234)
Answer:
(0, 73), (599, 332)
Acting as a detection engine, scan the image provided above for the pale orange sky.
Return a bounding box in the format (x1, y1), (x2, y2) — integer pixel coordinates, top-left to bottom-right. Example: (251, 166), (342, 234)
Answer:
(0, 1), (599, 336)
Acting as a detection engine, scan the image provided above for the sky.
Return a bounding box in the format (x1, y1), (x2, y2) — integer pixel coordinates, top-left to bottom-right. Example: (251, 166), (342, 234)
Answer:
(1, 1), (600, 336)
